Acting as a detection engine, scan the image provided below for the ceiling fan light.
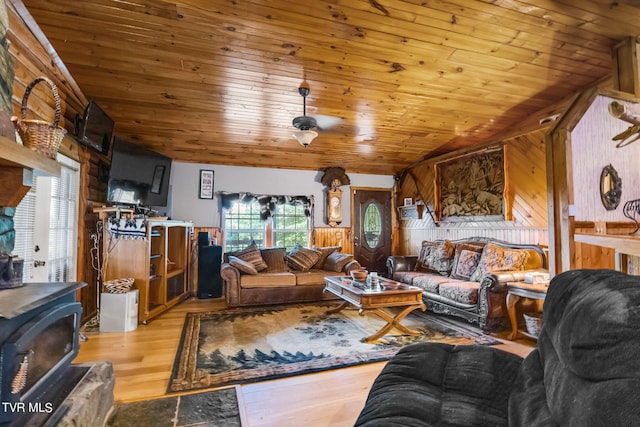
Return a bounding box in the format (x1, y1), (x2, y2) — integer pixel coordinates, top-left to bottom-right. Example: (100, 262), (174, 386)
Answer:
(292, 129), (318, 147)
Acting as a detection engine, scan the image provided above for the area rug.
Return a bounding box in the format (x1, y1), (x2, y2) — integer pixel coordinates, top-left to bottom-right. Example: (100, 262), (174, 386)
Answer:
(168, 303), (500, 393)
(107, 387), (240, 427)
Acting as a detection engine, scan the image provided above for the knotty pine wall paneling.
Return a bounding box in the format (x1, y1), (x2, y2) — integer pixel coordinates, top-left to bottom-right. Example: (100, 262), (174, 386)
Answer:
(313, 227), (352, 253)
(396, 129), (550, 257)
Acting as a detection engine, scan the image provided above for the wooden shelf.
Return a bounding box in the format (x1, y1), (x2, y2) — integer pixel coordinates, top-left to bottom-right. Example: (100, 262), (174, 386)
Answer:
(574, 232), (640, 256)
(0, 135), (60, 176)
(398, 204), (425, 220)
(105, 220), (193, 324)
(0, 135), (61, 206)
(167, 268), (185, 279)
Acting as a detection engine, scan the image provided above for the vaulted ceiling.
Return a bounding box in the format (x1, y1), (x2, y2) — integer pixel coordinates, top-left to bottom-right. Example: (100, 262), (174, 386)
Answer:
(18, 0), (640, 174)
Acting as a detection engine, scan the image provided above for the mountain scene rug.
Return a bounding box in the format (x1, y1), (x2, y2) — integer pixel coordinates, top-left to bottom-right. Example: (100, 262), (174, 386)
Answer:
(168, 303), (500, 393)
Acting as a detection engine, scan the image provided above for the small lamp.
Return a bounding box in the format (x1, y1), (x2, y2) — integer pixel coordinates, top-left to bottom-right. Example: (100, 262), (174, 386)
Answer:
(292, 129), (318, 147)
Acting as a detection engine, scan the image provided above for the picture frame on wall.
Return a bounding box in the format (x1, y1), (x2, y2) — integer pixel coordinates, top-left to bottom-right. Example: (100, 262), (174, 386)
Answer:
(199, 169), (214, 199)
(150, 165), (165, 194)
(403, 197), (413, 206)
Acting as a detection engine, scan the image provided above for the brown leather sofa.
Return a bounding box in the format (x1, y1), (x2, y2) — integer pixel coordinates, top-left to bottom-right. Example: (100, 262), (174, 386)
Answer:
(221, 246), (362, 307)
(387, 237), (546, 331)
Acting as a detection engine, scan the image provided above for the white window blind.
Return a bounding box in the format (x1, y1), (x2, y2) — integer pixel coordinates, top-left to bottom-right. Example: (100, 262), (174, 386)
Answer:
(49, 155), (80, 281)
(13, 154), (80, 282)
(12, 177), (37, 281)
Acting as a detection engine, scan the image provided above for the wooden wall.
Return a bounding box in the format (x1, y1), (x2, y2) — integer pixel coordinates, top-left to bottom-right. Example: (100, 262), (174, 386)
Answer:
(7, 1), (108, 323)
(560, 91), (640, 273)
(193, 226), (223, 245)
(395, 129), (549, 256)
(574, 223), (616, 270)
(313, 227), (352, 251)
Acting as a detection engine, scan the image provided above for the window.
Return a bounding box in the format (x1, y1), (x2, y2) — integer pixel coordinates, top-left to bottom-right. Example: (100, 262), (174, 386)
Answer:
(13, 154), (80, 282)
(224, 200), (265, 252)
(272, 203), (309, 250)
(224, 200), (311, 252)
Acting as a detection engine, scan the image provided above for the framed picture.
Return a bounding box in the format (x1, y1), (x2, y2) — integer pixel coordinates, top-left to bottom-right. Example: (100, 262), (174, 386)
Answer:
(399, 205), (419, 220)
(151, 165), (165, 194)
(199, 170), (214, 199)
(403, 197), (413, 206)
(434, 146), (508, 222)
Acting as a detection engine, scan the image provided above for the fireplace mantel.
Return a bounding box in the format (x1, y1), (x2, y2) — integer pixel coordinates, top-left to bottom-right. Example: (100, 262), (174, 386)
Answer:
(0, 135), (61, 207)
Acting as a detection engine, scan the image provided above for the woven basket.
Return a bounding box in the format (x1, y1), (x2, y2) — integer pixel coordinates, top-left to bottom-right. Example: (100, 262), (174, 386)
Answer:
(104, 278), (135, 294)
(11, 76), (67, 159)
(523, 312), (543, 337)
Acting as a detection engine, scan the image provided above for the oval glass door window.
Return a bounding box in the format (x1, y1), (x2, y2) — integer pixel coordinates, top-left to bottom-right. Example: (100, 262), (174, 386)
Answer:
(364, 203), (382, 249)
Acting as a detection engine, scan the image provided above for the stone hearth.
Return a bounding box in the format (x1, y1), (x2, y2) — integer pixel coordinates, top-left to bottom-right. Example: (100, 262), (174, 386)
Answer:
(55, 361), (114, 427)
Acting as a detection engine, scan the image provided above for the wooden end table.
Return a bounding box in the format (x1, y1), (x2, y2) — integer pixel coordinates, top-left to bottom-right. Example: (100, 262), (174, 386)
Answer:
(506, 281), (548, 340)
(323, 276), (426, 343)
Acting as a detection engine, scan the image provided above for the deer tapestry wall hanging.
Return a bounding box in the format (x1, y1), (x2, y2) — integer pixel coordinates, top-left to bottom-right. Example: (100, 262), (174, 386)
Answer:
(434, 146), (507, 222)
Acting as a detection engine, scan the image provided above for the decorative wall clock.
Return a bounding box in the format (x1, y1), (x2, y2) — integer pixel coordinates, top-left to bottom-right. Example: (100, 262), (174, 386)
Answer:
(326, 179), (343, 227)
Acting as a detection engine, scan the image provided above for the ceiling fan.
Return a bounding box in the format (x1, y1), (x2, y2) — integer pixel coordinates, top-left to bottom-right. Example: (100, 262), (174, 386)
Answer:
(291, 83), (343, 147)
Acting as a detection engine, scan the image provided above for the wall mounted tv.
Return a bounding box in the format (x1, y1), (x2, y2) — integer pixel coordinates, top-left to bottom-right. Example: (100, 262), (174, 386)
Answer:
(107, 139), (172, 207)
(76, 100), (114, 154)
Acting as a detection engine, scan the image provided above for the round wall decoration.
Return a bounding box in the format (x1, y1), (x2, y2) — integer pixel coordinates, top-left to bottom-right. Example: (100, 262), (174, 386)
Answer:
(600, 164), (622, 211)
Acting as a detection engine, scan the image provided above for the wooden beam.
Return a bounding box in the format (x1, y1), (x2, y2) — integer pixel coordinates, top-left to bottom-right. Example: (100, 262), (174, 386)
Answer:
(0, 166), (30, 206)
(546, 86), (599, 274)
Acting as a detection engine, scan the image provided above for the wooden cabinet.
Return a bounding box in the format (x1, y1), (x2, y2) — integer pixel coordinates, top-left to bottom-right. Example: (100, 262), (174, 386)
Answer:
(105, 220), (193, 324)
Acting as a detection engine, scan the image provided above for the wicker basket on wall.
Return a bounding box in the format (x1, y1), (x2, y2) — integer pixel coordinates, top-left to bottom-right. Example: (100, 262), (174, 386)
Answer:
(11, 76), (67, 159)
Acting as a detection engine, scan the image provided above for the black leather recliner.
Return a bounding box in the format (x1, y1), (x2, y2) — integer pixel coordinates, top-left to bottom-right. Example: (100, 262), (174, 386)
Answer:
(355, 269), (640, 426)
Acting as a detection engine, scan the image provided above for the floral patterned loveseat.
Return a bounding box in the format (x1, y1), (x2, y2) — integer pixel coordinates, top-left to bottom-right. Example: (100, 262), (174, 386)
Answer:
(387, 237), (547, 331)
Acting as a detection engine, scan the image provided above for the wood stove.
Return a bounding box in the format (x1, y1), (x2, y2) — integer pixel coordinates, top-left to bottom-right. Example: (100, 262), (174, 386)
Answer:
(0, 282), (108, 426)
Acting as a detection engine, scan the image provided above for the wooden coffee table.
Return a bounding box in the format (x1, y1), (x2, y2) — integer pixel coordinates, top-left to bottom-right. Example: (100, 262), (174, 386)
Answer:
(323, 276), (426, 343)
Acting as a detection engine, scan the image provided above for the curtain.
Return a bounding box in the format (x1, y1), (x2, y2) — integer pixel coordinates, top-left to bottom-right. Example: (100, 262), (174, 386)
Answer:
(218, 192), (314, 221)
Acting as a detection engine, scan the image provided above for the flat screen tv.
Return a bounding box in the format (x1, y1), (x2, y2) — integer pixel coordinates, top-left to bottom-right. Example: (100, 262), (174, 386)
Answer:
(107, 139), (172, 207)
(77, 100), (114, 154)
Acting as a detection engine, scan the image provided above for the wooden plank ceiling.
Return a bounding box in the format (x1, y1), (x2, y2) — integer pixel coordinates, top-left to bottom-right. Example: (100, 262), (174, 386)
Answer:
(17, 0), (640, 175)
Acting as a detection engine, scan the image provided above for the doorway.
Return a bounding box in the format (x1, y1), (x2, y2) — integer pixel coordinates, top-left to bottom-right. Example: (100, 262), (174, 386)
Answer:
(352, 188), (392, 275)
(13, 154), (80, 282)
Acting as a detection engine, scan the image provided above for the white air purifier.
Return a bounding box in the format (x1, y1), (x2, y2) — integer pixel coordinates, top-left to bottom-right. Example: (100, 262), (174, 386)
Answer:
(100, 289), (139, 332)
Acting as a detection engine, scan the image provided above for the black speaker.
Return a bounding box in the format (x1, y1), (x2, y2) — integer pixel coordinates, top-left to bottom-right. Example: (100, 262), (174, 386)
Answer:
(198, 245), (223, 299)
(198, 231), (210, 246)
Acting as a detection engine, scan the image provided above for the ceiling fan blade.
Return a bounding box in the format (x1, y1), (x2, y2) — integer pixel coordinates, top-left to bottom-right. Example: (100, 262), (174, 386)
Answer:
(314, 114), (343, 130)
(320, 123), (361, 136)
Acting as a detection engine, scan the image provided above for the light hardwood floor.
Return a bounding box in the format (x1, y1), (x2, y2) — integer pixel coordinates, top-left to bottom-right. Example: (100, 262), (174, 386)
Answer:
(76, 297), (535, 427)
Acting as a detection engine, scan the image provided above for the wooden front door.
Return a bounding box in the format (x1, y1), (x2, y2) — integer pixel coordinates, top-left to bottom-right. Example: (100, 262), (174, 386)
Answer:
(352, 188), (392, 275)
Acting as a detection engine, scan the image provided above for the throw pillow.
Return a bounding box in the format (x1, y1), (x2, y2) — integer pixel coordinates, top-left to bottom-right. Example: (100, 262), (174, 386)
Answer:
(260, 247), (288, 272)
(470, 243), (529, 282)
(228, 255), (259, 275)
(311, 245), (342, 269)
(451, 250), (482, 281)
(286, 245), (322, 271)
(324, 251), (354, 272)
(424, 240), (456, 276)
(449, 243), (485, 280)
(414, 241), (438, 272)
(233, 241), (268, 271)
